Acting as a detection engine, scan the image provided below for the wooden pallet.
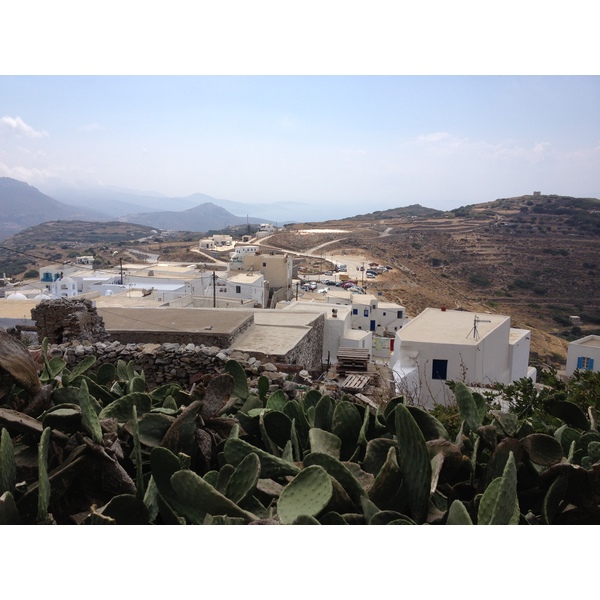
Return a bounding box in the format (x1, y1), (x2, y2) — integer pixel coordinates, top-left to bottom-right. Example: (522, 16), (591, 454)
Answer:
(336, 347), (370, 374)
(341, 374), (371, 393)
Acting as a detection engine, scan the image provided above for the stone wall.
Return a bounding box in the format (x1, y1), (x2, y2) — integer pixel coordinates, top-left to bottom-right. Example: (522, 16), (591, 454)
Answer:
(50, 339), (316, 394)
(31, 298), (110, 344)
(276, 314), (324, 369)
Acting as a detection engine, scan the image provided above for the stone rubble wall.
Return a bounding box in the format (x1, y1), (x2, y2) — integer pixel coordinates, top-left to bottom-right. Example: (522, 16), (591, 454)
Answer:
(50, 340), (318, 397)
(31, 298), (110, 345)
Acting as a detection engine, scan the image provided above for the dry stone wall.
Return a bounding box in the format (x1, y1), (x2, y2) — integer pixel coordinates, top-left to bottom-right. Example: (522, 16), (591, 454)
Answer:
(50, 340), (317, 395)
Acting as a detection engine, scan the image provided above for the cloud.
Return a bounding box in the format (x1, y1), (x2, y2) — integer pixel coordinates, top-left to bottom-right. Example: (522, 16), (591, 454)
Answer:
(491, 140), (553, 163)
(0, 116), (49, 138)
(0, 161), (60, 184)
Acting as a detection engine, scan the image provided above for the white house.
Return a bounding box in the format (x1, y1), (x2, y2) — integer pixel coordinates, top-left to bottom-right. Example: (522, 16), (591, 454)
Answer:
(212, 234), (233, 246)
(51, 276), (78, 298)
(199, 239), (215, 251)
(212, 272), (267, 307)
(347, 294), (407, 335)
(566, 335), (600, 376)
(390, 307), (534, 407)
(276, 299), (370, 364)
(256, 223), (277, 239)
(230, 245), (259, 259)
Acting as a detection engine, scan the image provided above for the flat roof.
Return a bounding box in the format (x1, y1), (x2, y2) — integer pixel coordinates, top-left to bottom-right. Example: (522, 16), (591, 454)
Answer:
(0, 299), (38, 319)
(97, 307), (253, 334)
(229, 309), (321, 355)
(276, 300), (351, 319)
(573, 335), (600, 349)
(227, 272), (264, 284)
(509, 328), (530, 344)
(397, 308), (509, 345)
(378, 301), (405, 310)
(343, 329), (371, 341)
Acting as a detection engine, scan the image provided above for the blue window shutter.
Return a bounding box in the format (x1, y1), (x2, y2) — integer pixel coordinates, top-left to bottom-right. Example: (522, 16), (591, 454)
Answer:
(577, 357), (583, 369)
(590, 358), (595, 370)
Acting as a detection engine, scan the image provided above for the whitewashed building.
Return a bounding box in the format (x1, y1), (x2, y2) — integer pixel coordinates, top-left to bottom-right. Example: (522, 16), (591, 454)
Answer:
(347, 294), (407, 335)
(276, 300), (371, 364)
(51, 276), (78, 298)
(566, 335), (600, 376)
(391, 307), (534, 407)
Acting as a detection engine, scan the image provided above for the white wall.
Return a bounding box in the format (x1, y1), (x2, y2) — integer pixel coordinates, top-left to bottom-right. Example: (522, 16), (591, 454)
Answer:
(566, 336), (600, 376)
(509, 329), (532, 381)
(391, 318), (520, 407)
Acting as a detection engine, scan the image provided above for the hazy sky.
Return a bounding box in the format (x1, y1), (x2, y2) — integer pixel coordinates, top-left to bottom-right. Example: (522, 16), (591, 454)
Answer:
(1, 75), (598, 220)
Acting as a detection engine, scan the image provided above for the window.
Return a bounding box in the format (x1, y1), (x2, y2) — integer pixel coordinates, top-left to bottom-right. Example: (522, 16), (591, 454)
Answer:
(364, 309), (369, 317)
(235, 286), (241, 294)
(353, 308), (358, 315)
(382, 312), (386, 316)
(397, 311), (403, 318)
(263, 262), (267, 267)
(432, 359), (448, 380)
(577, 356), (594, 370)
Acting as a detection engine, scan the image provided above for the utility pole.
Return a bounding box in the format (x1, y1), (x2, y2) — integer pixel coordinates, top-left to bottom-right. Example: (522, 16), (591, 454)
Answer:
(119, 258), (124, 285)
(212, 271), (217, 308)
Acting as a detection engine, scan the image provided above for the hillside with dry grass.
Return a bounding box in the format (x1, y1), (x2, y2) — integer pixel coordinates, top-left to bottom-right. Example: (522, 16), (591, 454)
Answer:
(269, 194), (600, 366)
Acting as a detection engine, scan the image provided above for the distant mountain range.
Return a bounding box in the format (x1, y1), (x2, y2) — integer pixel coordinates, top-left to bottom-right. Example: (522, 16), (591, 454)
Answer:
(0, 178), (278, 241)
(120, 202), (267, 231)
(0, 178), (103, 241)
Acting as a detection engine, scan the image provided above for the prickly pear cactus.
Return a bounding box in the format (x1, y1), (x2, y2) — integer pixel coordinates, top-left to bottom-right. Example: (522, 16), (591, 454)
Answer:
(277, 465), (333, 524)
(0, 428), (16, 496)
(477, 451), (520, 525)
(170, 469), (257, 523)
(394, 404), (431, 523)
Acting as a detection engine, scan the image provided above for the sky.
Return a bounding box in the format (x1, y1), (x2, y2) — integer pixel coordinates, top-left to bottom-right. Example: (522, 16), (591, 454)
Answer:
(2, 75), (598, 221)
(1, 3), (598, 221)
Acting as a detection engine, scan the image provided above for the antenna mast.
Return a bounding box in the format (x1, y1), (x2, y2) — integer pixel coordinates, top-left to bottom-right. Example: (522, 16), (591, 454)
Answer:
(467, 315), (492, 340)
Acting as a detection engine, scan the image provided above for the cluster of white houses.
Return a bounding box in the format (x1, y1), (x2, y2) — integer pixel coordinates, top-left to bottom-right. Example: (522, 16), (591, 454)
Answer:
(2, 239), (599, 408)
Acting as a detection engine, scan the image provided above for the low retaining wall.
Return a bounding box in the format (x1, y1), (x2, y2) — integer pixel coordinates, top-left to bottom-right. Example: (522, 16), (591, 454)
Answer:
(50, 340), (314, 394)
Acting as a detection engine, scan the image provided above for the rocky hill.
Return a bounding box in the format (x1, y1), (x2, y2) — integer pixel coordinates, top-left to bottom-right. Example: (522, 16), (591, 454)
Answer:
(0, 178), (105, 241)
(122, 202), (268, 232)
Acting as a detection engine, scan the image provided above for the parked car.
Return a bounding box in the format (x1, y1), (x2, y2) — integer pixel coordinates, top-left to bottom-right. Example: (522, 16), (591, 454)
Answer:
(366, 272), (376, 278)
(324, 270), (333, 276)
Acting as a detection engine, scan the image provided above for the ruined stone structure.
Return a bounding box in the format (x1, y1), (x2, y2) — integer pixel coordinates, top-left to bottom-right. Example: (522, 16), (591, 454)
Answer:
(31, 298), (110, 345)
